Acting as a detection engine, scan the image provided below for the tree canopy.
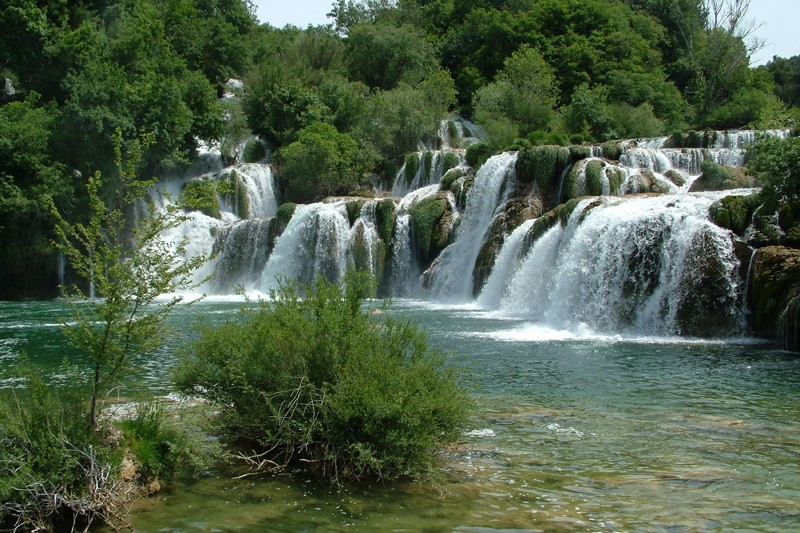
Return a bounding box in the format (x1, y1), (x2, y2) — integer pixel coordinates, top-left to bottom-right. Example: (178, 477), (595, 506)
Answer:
(1, 0), (798, 298)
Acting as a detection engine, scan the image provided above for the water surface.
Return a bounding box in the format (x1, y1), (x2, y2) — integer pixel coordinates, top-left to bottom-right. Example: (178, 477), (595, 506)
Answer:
(2, 300), (799, 531)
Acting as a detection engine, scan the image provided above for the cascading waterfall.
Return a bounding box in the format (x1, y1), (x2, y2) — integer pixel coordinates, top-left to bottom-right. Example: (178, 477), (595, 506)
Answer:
(211, 218), (276, 292)
(259, 202), (350, 291)
(476, 218), (535, 308)
(422, 152), (517, 301)
(347, 200), (382, 281)
(388, 214), (420, 297)
(145, 126), (786, 338)
(486, 193), (746, 336)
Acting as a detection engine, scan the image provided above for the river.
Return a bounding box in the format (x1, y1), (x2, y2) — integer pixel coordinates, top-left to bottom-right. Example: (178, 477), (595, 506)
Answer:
(2, 299), (799, 531)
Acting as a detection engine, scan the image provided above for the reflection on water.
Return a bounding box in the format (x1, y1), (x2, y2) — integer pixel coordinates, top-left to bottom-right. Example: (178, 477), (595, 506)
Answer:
(2, 300), (800, 531)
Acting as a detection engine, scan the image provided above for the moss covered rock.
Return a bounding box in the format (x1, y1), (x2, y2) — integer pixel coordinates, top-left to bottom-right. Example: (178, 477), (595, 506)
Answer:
(673, 226), (742, 337)
(472, 196), (544, 295)
(709, 194), (759, 236)
(750, 246), (800, 349)
(409, 193), (453, 268)
(275, 202), (297, 234)
(375, 198), (397, 246)
(346, 199), (366, 226)
(664, 169), (686, 187)
(564, 160), (624, 199)
(601, 141), (622, 161)
(689, 160), (756, 192)
(221, 170), (250, 219)
(465, 142), (493, 169)
(516, 145), (571, 209)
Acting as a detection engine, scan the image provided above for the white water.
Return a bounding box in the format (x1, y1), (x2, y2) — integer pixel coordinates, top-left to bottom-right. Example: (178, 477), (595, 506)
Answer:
(488, 193), (746, 336)
(422, 152), (517, 301)
(258, 202), (350, 291)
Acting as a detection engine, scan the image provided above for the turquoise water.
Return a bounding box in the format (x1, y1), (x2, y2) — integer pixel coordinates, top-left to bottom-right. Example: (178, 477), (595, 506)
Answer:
(2, 299), (800, 531)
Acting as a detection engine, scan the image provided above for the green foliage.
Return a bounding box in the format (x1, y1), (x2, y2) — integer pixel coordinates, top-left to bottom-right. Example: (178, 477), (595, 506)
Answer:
(409, 194), (450, 264)
(275, 202), (298, 230)
(243, 140), (267, 163)
(174, 271), (470, 482)
(181, 178), (222, 218)
(0, 93), (71, 298)
(345, 21), (435, 90)
(0, 366), (113, 531)
(50, 133), (205, 428)
(276, 121), (376, 203)
(748, 135), (800, 206)
(705, 88), (780, 129)
(117, 399), (213, 482)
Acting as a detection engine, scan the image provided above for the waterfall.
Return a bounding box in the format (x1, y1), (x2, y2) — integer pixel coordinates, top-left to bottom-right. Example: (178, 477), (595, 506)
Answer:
(491, 193), (746, 336)
(388, 214), (420, 297)
(229, 163), (278, 218)
(422, 152), (517, 301)
(211, 218), (276, 293)
(477, 218), (535, 308)
(348, 201), (381, 280)
(259, 202), (350, 291)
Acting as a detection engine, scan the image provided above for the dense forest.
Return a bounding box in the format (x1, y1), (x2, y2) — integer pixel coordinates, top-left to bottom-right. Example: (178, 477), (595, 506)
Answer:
(1, 0), (799, 299)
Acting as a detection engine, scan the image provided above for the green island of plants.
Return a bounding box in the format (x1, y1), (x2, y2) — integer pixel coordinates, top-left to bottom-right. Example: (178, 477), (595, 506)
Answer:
(174, 270), (470, 483)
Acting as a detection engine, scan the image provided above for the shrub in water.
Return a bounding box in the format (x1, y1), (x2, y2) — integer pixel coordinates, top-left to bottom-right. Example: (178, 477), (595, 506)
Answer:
(243, 140), (267, 163)
(174, 270), (470, 483)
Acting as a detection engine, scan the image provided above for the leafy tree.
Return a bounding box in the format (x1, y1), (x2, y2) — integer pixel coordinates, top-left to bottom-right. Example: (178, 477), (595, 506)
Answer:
(345, 21), (436, 90)
(174, 270), (470, 482)
(763, 55), (800, 108)
(748, 134), (800, 206)
(49, 133), (205, 428)
(0, 94), (73, 298)
(474, 45), (558, 137)
(276, 122), (376, 202)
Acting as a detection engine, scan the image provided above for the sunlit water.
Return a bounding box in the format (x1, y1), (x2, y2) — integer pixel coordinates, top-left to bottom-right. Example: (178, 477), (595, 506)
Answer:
(2, 299), (800, 531)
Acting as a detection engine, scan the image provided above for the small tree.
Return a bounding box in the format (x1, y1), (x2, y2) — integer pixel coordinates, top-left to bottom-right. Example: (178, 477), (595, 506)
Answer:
(49, 131), (205, 429)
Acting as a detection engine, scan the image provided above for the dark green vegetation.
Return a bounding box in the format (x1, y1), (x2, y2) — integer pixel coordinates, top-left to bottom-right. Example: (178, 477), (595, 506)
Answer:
(174, 270), (470, 482)
(3, 0), (800, 299)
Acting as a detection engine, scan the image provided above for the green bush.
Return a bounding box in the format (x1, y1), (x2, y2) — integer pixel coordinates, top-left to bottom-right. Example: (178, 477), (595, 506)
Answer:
(242, 140), (267, 163)
(116, 399), (213, 483)
(181, 179), (221, 218)
(174, 271), (469, 483)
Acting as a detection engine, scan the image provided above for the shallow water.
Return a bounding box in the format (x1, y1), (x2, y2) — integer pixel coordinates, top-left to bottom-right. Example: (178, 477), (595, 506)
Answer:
(2, 299), (799, 531)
